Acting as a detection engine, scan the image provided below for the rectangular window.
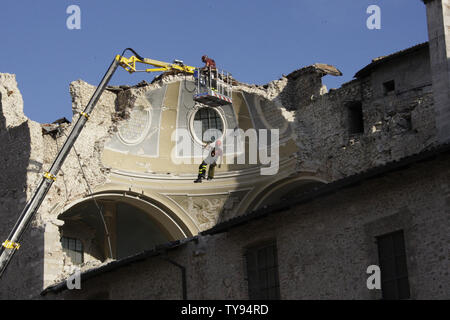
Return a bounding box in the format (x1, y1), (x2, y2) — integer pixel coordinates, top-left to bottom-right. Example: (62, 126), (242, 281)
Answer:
(348, 101), (364, 134)
(383, 80), (396, 95)
(245, 241), (280, 300)
(376, 230), (410, 300)
(61, 237), (84, 265)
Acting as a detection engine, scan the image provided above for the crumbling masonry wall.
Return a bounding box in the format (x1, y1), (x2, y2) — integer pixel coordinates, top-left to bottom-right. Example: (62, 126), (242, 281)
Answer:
(237, 45), (436, 180)
(40, 80), (120, 288)
(56, 153), (450, 300)
(0, 42), (442, 298)
(0, 74), (44, 299)
(0, 75), (123, 298)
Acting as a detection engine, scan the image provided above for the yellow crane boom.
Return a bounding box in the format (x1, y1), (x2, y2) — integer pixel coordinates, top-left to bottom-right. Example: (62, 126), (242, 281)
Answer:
(0, 48), (196, 279)
(117, 52), (196, 74)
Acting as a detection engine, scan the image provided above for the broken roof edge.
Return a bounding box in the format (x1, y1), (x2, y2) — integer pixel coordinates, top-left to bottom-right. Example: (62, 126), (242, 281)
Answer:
(286, 63), (343, 80)
(106, 63), (343, 94)
(41, 141), (450, 297)
(105, 42), (428, 96)
(354, 42), (429, 79)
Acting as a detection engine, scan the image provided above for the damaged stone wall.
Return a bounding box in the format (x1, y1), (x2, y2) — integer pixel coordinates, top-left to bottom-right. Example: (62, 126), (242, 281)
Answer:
(0, 72), (205, 298)
(0, 74), (45, 299)
(55, 153), (450, 300)
(40, 80), (122, 287)
(293, 77), (435, 179)
(0, 42), (441, 298)
(232, 45), (436, 181)
(0, 74), (125, 298)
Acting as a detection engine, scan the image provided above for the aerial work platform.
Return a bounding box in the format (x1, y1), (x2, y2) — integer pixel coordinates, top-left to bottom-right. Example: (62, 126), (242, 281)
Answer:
(194, 68), (233, 106)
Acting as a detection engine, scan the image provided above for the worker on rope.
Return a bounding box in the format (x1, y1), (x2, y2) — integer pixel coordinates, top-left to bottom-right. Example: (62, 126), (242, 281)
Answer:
(194, 137), (223, 183)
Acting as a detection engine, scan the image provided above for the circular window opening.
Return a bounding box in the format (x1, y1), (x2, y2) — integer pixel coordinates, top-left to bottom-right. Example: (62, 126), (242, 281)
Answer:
(193, 107), (224, 143)
(117, 109), (151, 145)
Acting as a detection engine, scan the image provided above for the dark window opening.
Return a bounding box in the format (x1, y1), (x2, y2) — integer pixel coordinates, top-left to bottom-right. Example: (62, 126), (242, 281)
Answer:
(245, 241), (280, 300)
(193, 107), (223, 143)
(348, 101), (364, 134)
(61, 237), (84, 265)
(398, 114), (412, 132)
(383, 80), (396, 95)
(376, 230), (410, 300)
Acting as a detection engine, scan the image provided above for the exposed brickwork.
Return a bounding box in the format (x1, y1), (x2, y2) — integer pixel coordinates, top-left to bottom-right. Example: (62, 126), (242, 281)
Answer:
(292, 45), (436, 181)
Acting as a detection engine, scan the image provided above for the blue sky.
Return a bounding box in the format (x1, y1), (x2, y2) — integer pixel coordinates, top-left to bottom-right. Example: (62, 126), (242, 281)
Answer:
(0, 0), (428, 123)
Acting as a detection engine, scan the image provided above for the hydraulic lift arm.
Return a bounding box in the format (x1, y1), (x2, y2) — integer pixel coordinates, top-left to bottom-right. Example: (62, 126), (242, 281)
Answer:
(118, 54), (195, 74)
(0, 48), (195, 279)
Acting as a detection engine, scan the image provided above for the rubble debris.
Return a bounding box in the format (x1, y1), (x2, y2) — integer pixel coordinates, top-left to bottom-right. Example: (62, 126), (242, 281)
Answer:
(41, 117), (71, 137)
(286, 63), (343, 80)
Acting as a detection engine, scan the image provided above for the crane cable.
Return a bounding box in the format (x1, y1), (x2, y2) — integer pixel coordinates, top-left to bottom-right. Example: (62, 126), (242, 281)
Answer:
(58, 131), (114, 260)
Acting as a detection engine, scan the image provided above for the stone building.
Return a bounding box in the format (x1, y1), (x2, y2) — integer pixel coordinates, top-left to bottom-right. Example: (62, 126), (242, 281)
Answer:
(0, 0), (448, 299)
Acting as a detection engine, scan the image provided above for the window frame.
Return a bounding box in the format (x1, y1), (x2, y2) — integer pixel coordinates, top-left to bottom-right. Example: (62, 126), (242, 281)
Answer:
(347, 101), (364, 135)
(376, 230), (411, 300)
(383, 80), (396, 96)
(244, 241), (281, 300)
(61, 236), (84, 265)
(191, 106), (225, 144)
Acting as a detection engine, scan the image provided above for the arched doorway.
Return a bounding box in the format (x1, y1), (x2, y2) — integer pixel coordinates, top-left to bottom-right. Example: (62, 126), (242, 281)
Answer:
(244, 176), (327, 211)
(58, 193), (190, 264)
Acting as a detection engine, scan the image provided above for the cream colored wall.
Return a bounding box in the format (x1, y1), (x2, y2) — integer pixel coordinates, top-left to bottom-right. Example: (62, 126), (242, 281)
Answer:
(99, 80), (305, 236)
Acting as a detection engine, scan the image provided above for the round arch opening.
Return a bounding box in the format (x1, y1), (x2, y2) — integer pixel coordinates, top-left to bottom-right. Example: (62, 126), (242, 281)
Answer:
(246, 176), (327, 211)
(58, 193), (190, 264)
